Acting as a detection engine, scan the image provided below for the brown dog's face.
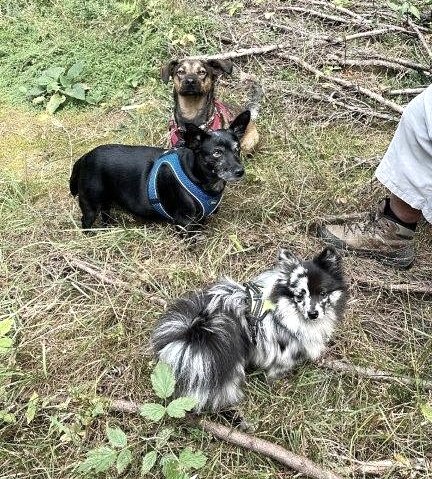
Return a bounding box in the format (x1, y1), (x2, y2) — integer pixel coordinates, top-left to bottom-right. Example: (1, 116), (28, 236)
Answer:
(161, 59), (233, 96)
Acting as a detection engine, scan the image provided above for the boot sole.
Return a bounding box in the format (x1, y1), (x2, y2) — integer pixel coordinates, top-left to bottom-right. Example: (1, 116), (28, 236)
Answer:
(317, 227), (415, 270)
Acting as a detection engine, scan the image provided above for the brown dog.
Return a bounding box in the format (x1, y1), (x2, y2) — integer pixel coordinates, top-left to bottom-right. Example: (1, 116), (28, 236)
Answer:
(161, 58), (260, 154)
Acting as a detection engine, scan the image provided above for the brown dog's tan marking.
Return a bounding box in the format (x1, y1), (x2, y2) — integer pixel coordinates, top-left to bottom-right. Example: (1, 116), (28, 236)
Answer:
(161, 58), (259, 154)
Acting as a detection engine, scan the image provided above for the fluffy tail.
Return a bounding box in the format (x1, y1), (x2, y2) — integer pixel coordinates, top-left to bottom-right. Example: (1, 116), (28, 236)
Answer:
(69, 155), (85, 196)
(152, 287), (249, 412)
(240, 73), (263, 121)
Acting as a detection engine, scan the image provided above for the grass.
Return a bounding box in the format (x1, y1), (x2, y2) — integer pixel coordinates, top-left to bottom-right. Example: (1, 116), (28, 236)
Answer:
(1, 0), (432, 478)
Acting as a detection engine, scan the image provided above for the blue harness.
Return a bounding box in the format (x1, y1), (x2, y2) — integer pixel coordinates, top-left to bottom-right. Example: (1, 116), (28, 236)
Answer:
(147, 151), (223, 221)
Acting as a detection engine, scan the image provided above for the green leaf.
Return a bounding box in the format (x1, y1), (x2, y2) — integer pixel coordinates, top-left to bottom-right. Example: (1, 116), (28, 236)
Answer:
(0, 337), (13, 354)
(0, 410), (16, 424)
(107, 426), (128, 449)
(166, 397), (196, 418)
(141, 450), (157, 475)
(32, 95), (46, 105)
(46, 93), (66, 114)
(37, 75), (52, 86)
(77, 446), (117, 473)
(116, 448), (133, 474)
(67, 62), (84, 80)
(64, 84), (86, 101)
(155, 427), (174, 448)
(151, 362), (175, 399)
(26, 392), (39, 424)
(387, 1), (401, 11)
(139, 402), (166, 421)
(26, 86), (45, 98)
(43, 66), (65, 80)
(161, 456), (187, 479)
(420, 403), (432, 422)
(46, 81), (60, 93)
(179, 447), (207, 470)
(59, 74), (73, 88)
(0, 318), (13, 337)
(409, 4), (421, 19)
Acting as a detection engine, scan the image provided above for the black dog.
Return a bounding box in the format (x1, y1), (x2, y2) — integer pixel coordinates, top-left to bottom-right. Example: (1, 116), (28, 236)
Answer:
(69, 110), (251, 230)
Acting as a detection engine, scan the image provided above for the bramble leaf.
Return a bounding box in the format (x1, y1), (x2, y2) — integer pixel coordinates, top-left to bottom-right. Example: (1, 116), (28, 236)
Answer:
(166, 397), (196, 418)
(77, 446), (117, 473)
(179, 447), (207, 470)
(151, 362), (175, 399)
(107, 426), (128, 449)
(116, 448), (133, 474)
(139, 402), (166, 421)
(141, 450), (157, 475)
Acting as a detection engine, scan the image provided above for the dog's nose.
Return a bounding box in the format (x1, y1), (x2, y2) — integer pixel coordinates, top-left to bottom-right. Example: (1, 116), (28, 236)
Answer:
(233, 166), (244, 178)
(308, 310), (319, 320)
(185, 77), (197, 85)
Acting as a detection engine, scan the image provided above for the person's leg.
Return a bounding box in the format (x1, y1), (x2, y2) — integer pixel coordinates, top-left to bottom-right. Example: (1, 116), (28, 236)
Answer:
(317, 86), (432, 269)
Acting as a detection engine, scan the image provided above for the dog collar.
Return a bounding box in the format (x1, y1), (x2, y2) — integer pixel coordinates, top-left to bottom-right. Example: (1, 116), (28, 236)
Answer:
(244, 281), (276, 343)
(147, 151), (223, 222)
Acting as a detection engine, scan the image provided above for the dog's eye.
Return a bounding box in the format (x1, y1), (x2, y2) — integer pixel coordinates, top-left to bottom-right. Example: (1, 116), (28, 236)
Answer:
(177, 69), (186, 76)
(213, 149), (223, 158)
(198, 69), (207, 76)
(294, 290), (305, 301)
(320, 291), (328, 298)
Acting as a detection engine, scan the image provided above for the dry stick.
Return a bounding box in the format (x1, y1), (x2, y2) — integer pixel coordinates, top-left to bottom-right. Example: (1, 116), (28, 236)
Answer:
(408, 18), (432, 64)
(327, 56), (413, 73)
(186, 43), (284, 61)
(339, 458), (430, 476)
(355, 277), (432, 295)
(279, 54), (405, 114)
(61, 255), (168, 308)
(286, 89), (398, 122)
(308, 0), (366, 21)
(277, 6), (350, 24)
(318, 358), (432, 391)
(369, 52), (431, 72)
(110, 399), (344, 479)
(387, 87), (426, 96)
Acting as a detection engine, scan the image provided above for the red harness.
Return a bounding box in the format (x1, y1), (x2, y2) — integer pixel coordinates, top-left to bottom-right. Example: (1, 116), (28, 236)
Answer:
(168, 99), (234, 147)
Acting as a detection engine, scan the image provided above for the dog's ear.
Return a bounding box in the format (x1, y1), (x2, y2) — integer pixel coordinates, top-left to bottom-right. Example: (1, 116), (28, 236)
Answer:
(183, 123), (210, 149)
(278, 248), (300, 267)
(207, 59), (233, 76)
(161, 60), (179, 83)
(313, 247), (343, 280)
(229, 110), (251, 141)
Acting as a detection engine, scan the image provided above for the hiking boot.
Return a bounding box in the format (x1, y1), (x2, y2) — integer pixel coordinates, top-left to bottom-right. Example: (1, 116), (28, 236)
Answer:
(317, 201), (415, 269)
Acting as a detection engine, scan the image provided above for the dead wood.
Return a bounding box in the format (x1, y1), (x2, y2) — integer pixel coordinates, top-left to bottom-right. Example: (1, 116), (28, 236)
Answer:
(339, 458), (430, 476)
(387, 87), (427, 96)
(186, 43), (284, 61)
(327, 56), (414, 73)
(368, 52), (431, 72)
(355, 276), (432, 295)
(318, 358), (432, 390)
(110, 399), (344, 479)
(279, 54), (405, 114)
(408, 18), (432, 64)
(286, 89), (398, 122)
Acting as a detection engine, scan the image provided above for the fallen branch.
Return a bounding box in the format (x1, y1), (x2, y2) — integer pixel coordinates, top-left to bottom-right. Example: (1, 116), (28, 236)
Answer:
(286, 89), (398, 122)
(408, 18), (432, 64)
(186, 43), (284, 61)
(355, 277), (432, 295)
(369, 52), (431, 72)
(318, 358), (432, 390)
(110, 399), (344, 479)
(327, 56), (413, 73)
(387, 87), (426, 96)
(60, 255), (168, 308)
(280, 54), (405, 114)
(278, 6), (350, 24)
(339, 458), (430, 476)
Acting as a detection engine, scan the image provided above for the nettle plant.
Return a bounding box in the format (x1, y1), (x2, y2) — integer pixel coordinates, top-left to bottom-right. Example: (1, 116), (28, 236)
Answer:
(77, 362), (207, 478)
(22, 63), (101, 114)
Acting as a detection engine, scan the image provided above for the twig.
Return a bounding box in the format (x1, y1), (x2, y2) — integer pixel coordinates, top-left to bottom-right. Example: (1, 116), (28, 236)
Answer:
(368, 52), (431, 72)
(285, 89), (398, 122)
(110, 399), (343, 479)
(408, 18), (432, 64)
(339, 458), (430, 476)
(60, 255), (168, 308)
(355, 277), (432, 295)
(318, 358), (432, 390)
(327, 56), (413, 73)
(186, 43), (285, 61)
(387, 87), (426, 96)
(280, 54), (405, 114)
(278, 6), (350, 24)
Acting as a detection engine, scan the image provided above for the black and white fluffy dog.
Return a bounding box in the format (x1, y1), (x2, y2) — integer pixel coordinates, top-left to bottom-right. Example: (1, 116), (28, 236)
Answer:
(152, 247), (347, 412)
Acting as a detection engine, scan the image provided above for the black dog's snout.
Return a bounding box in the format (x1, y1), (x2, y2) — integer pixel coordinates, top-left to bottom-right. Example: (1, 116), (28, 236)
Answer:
(185, 76), (197, 85)
(308, 310), (319, 320)
(234, 166), (244, 178)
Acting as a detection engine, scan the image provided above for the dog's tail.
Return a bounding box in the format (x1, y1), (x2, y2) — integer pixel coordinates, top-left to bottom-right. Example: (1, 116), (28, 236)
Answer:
(240, 73), (263, 121)
(152, 284), (249, 412)
(69, 154), (85, 196)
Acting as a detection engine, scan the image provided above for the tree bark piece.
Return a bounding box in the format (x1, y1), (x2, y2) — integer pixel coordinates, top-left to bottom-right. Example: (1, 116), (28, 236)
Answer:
(355, 277), (432, 295)
(110, 399), (344, 479)
(408, 18), (432, 64)
(280, 54), (405, 114)
(318, 358), (432, 390)
(387, 87), (426, 96)
(186, 44), (284, 61)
